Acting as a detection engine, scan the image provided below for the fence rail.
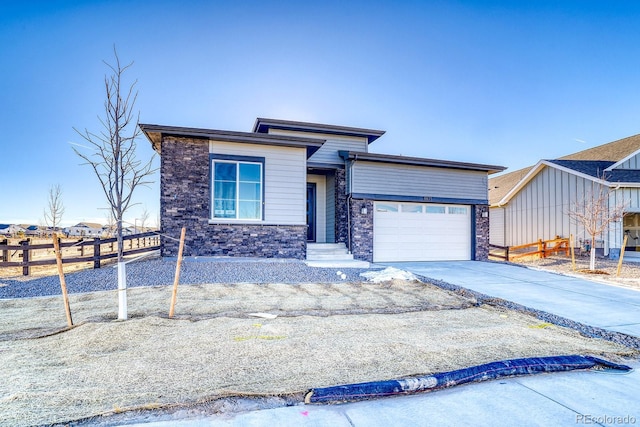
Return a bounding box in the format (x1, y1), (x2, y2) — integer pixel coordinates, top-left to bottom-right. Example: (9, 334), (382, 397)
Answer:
(490, 236), (570, 261)
(0, 232), (161, 276)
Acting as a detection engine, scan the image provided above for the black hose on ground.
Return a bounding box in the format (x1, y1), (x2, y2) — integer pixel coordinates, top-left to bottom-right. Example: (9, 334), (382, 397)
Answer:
(305, 355), (631, 404)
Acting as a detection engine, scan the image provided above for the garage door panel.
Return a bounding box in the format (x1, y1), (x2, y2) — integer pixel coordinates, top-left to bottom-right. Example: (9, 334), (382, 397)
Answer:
(374, 202), (471, 262)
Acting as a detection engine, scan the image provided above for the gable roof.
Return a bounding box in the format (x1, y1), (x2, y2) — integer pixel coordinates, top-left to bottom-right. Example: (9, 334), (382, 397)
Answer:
(490, 133), (640, 206)
(559, 133), (640, 162)
(488, 165), (534, 205)
(253, 118), (385, 144)
(140, 123), (325, 158)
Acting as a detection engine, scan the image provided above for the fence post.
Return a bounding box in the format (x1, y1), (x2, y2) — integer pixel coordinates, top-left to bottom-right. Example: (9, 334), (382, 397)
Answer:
(21, 239), (30, 276)
(1, 238), (7, 262)
(93, 237), (101, 269)
(78, 238), (84, 257)
(537, 239), (543, 259)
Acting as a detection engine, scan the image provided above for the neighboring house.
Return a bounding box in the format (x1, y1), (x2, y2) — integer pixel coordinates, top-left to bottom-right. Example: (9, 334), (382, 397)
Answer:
(140, 118), (504, 262)
(65, 222), (104, 237)
(0, 224), (25, 237)
(23, 225), (41, 236)
(489, 134), (640, 258)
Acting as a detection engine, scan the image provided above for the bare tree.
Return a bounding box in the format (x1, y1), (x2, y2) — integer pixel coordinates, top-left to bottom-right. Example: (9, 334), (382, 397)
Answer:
(567, 179), (626, 270)
(73, 48), (156, 263)
(73, 48), (156, 320)
(43, 184), (65, 231)
(139, 206), (150, 232)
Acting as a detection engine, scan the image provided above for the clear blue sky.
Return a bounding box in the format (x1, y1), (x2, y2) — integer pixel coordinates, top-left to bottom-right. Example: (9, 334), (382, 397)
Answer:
(2, 0), (640, 227)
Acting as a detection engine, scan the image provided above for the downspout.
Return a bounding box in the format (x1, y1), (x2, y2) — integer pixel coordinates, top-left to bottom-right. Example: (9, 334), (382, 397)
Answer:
(343, 152), (357, 255)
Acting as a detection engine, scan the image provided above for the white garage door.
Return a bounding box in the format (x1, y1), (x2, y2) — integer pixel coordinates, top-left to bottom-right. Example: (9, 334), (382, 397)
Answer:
(373, 202), (471, 262)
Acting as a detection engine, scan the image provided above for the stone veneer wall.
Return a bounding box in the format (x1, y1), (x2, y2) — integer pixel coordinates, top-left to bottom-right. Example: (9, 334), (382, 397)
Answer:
(160, 136), (306, 259)
(474, 205), (490, 261)
(349, 199), (374, 262)
(334, 169), (349, 244)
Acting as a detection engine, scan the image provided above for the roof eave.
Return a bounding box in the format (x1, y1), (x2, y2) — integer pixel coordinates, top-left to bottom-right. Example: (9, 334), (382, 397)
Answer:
(139, 123), (325, 158)
(339, 151), (505, 174)
(253, 118), (386, 144)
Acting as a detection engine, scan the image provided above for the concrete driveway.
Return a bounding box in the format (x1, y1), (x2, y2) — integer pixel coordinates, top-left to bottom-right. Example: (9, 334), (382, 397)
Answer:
(385, 261), (640, 338)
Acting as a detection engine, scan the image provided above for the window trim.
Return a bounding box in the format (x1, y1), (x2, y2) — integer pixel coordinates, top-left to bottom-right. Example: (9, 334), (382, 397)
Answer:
(210, 154), (265, 221)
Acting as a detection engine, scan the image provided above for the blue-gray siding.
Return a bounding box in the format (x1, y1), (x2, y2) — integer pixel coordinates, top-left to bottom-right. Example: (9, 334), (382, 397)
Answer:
(350, 161), (488, 201)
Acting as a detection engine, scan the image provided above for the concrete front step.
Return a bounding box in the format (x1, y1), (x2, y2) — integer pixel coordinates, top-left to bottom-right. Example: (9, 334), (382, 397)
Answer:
(306, 243), (356, 262)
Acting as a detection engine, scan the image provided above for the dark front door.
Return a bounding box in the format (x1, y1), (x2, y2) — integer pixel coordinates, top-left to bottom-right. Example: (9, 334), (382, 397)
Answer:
(307, 183), (316, 242)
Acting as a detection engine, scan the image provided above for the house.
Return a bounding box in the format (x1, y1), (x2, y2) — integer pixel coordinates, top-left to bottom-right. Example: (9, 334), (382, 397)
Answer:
(65, 222), (104, 237)
(489, 134), (640, 258)
(140, 118), (504, 262)
(0, 224), (25, 237)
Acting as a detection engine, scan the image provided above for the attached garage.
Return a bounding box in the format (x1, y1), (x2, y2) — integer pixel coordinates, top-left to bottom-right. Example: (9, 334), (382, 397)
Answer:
(373, 202), (472, 262)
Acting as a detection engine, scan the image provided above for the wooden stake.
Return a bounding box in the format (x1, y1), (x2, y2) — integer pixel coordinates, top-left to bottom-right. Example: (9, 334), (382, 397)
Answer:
(570, 234), (576, 271)
(617, 235), (628, 277)
(169, 227), (186, 318)
(53, 233), (73, 327)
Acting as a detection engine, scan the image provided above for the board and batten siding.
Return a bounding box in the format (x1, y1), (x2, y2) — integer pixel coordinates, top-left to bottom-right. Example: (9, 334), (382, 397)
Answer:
(502, 165), (611, 248)
(267, 129), (368, 166)
(614, 152), (640, 169)
(489, 207), (505, 246)
(350, 161), (488, 201)
(209, 140), (306, 224)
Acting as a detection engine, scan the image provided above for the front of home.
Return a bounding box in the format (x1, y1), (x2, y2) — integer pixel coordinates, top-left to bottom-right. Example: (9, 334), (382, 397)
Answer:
(489, 134), (640, 258)
(141, 118), (504, 262)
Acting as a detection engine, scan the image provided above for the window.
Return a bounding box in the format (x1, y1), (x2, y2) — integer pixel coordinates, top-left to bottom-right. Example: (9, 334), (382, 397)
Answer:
(401, 204), (422, 213)
(212, 158), (263, 220)
(426, 206), (446, 214)
(376, 203), (398, 212)
(448, 207), (468, 215)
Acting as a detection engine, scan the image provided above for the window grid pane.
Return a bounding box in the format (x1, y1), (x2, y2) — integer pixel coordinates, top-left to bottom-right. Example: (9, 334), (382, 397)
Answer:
(213, 160), (262, 220)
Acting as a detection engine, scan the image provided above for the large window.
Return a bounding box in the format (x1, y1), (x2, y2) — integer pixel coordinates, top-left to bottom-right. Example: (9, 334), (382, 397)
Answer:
(212, 157), (263, 220)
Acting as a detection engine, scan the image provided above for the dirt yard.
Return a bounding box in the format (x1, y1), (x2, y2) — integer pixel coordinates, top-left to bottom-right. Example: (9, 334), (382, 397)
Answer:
(1, 276), (637, 426)
(515, 255), (640, 289)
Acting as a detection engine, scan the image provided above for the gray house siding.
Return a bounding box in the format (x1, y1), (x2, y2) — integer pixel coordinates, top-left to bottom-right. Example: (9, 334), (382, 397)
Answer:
(490, 207), (505, 246)
(502, 166), (608, 248)
(267, 129), (368, 166)
(615, 152), (640, 169)
(209, 140), (306, 225)
(349, 161), (488, 202)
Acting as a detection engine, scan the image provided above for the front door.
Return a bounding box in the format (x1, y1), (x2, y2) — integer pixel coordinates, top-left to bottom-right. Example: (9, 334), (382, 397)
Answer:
(307, 183), (316, 242)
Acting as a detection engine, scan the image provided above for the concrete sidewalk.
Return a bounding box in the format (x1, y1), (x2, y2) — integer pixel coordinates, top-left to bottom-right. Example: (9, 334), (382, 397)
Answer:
(123, 261), (640, 427)
(388, 261), (640, 337)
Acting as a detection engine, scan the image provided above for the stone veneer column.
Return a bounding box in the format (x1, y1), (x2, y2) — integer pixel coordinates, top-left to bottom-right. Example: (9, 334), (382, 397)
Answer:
(349, 199), (374, 262)
(475, 205), (490, 260)
(335, 169), (349, 245)
(160, 136), (210, 257)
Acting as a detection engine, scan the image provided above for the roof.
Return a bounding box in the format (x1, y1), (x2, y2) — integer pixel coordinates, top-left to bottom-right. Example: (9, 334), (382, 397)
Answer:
(253, 118), (385, 144)
(490, 133), (640, 206)
(488, 166), (534, 205)
(546, 160), (615, 178)
(139, 123), (325, 158)
(339, 151), (505, 174)
(74, 222), (103, 229)
(559, 133), (640, 161)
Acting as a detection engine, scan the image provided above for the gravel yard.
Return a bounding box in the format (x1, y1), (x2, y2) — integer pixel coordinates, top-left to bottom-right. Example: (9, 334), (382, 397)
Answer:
(0, 257), (371, 299)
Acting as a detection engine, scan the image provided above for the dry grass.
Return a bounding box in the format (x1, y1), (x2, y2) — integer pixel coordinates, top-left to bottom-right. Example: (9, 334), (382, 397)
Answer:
(0, 280), (636, 426)
(516, 255), (640, 288)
